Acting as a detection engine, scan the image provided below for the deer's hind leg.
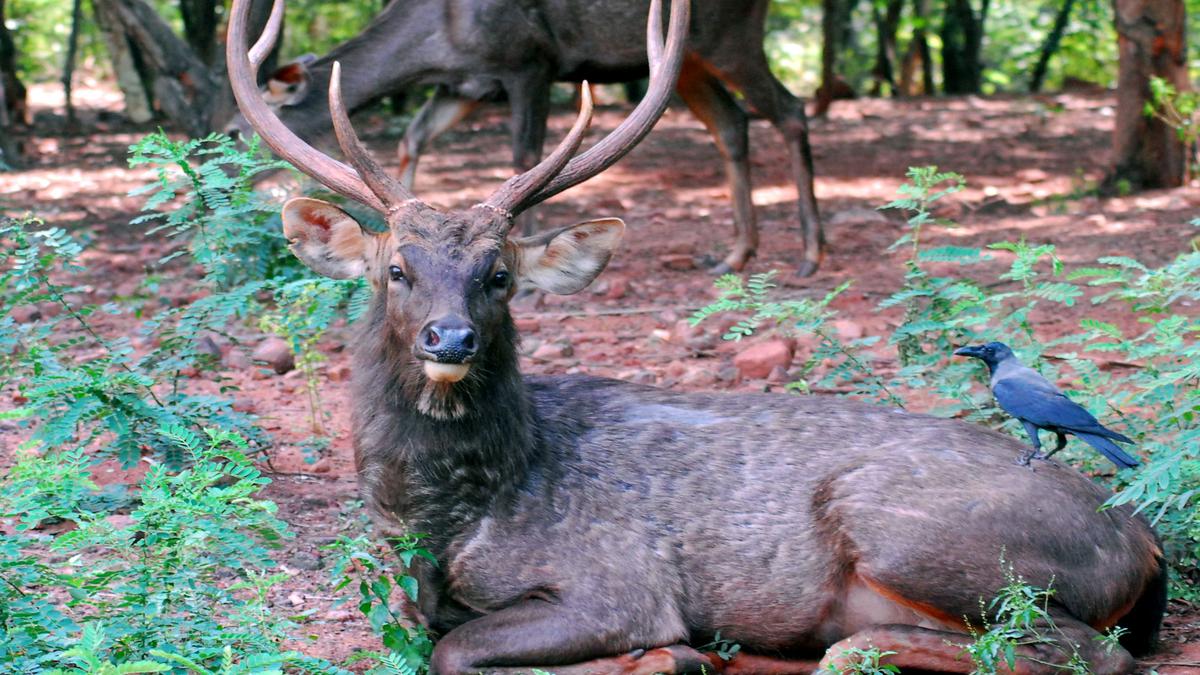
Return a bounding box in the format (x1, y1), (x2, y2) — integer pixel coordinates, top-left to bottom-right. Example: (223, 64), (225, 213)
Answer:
(707, 52), (823, 278)
(819, 615), (1135, 675)
(676, 57), (758, 275)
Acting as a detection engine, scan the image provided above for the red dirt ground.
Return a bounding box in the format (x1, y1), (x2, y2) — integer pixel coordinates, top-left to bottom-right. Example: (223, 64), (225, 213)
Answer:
(2, 82), (1198, 672)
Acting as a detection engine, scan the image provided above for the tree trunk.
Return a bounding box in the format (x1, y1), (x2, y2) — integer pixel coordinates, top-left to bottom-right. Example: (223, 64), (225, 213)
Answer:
(815, 0), (856, 116)
(204, 0), (278, 135)
(91, 0), (274, 136)
(0, 77), (19, 170)
(93, 0), (216, 134)
(0, 0), (25, 128)
(899, 0), (934, 96)
(1109, 0), (1188, 190)
(179, 0), (221, 65)
(1030, 0), (1076, 93)
(870, 0), (904, 96)
(940, 0), (989, 94)
(62, 0), (85, 126)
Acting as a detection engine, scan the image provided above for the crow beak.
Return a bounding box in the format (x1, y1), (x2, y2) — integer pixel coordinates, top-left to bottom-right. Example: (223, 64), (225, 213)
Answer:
(954, 345), (980, 357)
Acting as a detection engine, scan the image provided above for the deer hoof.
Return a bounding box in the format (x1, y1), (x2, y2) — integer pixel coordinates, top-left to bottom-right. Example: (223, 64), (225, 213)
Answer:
(793, 260), (819, 278)
(707, 261), (736, 276)
(626, 645), (720, 674)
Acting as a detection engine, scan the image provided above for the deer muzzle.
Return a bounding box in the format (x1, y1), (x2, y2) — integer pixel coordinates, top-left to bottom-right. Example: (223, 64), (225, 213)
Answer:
(417, 320), (477, 383)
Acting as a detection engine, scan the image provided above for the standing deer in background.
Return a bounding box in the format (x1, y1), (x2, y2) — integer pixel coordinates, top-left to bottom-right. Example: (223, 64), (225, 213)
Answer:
(230, 0), (1165, 672)
(227, 0), (824, 277)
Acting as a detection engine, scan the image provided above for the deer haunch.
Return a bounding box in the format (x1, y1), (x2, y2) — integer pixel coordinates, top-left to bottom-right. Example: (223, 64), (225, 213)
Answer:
(226, 0), (1164, 670)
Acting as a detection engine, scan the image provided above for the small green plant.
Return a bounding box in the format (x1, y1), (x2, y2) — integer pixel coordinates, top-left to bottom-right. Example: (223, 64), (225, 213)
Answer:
(697, 630), (741, 662)
(690, 272), (902, 406)
(325, 532), (437, 675)
(2, 217), (266, 464)
(46, 624), (170, 675)
(1, 217), (265, 467)
(259, 277), (367, 435)
(821, 645), (899, 674)
(129, 132), (371, 442)
(958, 558), (1130, 675)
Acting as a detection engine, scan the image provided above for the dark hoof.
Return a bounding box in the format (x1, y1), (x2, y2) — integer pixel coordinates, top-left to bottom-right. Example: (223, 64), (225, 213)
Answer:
(707, 261), (736, 276)
(630, 645), (719, 674)
(794, 260), (820, 278)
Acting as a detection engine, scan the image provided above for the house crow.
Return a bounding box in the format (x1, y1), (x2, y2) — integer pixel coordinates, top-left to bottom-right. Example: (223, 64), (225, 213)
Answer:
(954, 341), (1139, 469)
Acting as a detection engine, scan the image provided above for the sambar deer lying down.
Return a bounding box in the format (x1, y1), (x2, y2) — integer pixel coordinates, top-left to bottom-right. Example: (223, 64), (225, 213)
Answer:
(230, 0), (824, 277)
(229, 0), (1165, 672)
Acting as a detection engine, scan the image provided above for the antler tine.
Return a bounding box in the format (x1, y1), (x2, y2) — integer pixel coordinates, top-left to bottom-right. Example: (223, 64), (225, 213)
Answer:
(329, 62), (417, 211)
(492, 0), (689, 218)
(247, 0), (284, 69)
(646, 0), (664, 72)
(480, 84), (594, 225)
(227, 0), (386, 212)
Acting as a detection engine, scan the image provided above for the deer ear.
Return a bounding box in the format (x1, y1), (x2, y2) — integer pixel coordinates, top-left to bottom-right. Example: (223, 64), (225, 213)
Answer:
(514, 218), (624, 294)
(281, 198), (381, 279)
(265, 61), (311, 106)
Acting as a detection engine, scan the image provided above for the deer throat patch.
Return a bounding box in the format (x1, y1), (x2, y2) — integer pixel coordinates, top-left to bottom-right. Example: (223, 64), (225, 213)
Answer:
(416, 378), (470, 420)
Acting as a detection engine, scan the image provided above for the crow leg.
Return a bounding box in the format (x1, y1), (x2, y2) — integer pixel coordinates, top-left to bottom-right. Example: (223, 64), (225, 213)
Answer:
(1039, 431), (1068, 460)
(1018, 420), (1043, 466)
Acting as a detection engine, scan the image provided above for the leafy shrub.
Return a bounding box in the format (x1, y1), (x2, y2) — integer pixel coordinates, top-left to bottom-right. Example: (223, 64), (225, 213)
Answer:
(128, 131), (295, 290)
(694, 166), (1200, 597)
(0, 427), (343, 674)
(821, 646), (899, 675)
(259, 277), (369, 435)
(1, 129), (410, 673)
(0, 217), (265, 467)
(129, 132), (366, 443)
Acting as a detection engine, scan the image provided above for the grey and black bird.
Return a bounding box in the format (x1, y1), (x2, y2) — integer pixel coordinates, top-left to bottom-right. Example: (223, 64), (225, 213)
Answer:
(954, 341), (1139, 469)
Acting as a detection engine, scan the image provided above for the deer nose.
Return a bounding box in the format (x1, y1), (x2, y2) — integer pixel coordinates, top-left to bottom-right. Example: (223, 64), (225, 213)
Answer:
(420, 320), (477, 364)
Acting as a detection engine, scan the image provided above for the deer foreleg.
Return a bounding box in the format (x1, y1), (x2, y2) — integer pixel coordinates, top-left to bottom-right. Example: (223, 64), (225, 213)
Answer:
(397, 86), (480, 189)
(429, 599), (694, 675)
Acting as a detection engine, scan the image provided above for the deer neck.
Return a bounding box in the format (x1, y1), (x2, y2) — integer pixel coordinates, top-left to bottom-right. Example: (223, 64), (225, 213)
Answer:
(353, 302), (541, 543)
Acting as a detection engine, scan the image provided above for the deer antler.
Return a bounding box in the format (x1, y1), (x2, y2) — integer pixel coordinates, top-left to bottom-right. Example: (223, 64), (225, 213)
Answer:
(481, 0), (689, 223)
(227, 0), (416, 212)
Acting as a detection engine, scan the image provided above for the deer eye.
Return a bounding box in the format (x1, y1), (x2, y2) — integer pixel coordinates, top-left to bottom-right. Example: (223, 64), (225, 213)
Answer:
(491, 270), (510, 289)
(389, 265), (406, 282)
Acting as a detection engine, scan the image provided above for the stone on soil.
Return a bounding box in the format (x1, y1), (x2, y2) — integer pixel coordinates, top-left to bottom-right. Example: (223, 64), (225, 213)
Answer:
(733, 339), (795, 380)
(252, 337), (295, 375)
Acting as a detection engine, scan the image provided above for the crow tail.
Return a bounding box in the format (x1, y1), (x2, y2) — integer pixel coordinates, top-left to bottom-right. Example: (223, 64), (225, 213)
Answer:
(1075, 432), (1140, 469)
(1089, 424), (1134, 445)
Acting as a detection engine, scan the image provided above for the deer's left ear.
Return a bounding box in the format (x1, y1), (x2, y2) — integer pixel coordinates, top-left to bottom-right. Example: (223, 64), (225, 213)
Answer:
(513, 218), (624, 294)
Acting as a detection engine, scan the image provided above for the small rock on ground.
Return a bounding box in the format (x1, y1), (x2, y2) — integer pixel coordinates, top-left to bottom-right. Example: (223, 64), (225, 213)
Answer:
(252, 337), (295, 375)
(733, 339), (795, 380)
